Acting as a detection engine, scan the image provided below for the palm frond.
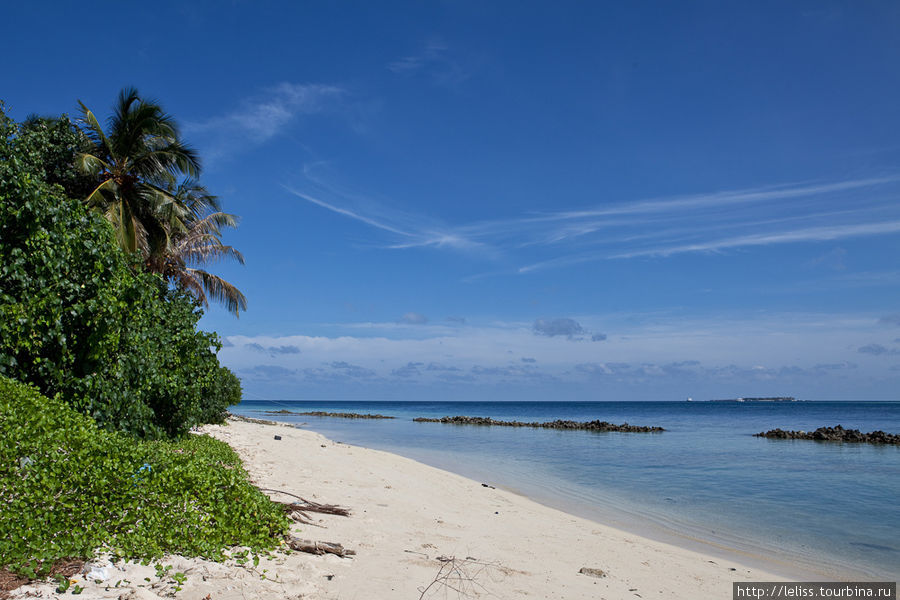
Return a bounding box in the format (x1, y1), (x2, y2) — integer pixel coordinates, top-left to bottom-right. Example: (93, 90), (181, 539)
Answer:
(106, 197), (143, 254)
(84, 178), (119, 210)
(75, 153), (110, 178)
(77, 101), (114, 161)
(191, 269), (248, 316)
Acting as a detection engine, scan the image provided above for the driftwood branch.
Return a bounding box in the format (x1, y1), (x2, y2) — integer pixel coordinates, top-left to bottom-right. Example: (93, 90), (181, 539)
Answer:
(260, 488), (351, 516)
(418, 556), (505, 599)
(284, 508), (325, 527)
(288, 536), (356, 557)
(259, 488), (351, 523)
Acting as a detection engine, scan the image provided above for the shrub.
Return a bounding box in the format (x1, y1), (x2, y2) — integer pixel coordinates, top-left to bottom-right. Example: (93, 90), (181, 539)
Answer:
(0, 376), (289, 578)
(201, 366), (243, 425)
(0, 105), (240, 438)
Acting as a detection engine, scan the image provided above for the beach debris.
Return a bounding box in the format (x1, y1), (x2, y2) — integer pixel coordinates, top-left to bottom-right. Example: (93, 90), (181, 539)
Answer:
(754, 425), (900, 445)
(481, 483), (495, 489)
(273, 435), (282, 440)
(0, 568), (29, 597)
(260, 488), (351, 516)
(412, 416), (664, 433)
(84, 565), (110, 582)
(578, 567), (607, 578)
(288, 537), (356, 558)
(260, 488), (351, 526)
(284, 502), (348, 525)
(418, 556), (504, 600)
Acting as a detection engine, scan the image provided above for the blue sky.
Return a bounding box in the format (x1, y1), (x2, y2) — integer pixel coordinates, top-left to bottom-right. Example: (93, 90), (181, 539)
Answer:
(4, 1), (900, 400)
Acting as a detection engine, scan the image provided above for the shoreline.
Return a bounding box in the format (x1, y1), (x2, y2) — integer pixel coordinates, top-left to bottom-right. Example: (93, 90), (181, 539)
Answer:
(236, 403), (898, 583)
(10, 418), (855, 599)
(240, 412), (880, 582)
(214, 418), (796, 598)
(484, 473), (877, 583)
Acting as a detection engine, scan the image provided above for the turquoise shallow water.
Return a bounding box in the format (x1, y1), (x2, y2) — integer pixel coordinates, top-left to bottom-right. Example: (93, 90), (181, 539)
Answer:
(232, 400), (900, 579)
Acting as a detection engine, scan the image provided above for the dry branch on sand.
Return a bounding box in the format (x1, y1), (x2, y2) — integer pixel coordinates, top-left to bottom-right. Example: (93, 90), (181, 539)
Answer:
(259, 487), (351, 525)
(287, 537), (356, 558)
(256, 489), (355, 557)
(418, 556), (507, 599)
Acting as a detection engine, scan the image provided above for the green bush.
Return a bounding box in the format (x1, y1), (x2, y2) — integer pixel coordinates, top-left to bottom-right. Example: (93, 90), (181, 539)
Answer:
(0, 376), (289, 577)
(0, 105), (240, 438)
(201, 366), (243, 425)
(9, 112), (96, 201)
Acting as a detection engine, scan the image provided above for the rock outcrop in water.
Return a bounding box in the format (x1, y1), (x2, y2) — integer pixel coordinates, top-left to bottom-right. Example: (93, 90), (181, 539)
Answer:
(754, 425), (900, 445)
(412, 416), (664, 432)
(265, 410), (394, 419)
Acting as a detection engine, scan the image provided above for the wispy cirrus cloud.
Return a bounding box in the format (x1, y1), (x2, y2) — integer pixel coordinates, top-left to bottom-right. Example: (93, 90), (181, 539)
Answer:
(388, 38), (470, 88)
(287, 170), (900, 275)
(610, 220), (900, 260)
(186, 82), (344, 159)
(284, 166), (488, 253)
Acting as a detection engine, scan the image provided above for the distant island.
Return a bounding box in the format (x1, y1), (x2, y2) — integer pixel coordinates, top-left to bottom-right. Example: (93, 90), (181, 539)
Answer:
(707, 397), (797, 402)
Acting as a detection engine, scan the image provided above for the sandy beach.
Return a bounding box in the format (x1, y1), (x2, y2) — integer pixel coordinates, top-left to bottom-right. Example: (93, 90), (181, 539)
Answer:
(14, 418), (805, 600)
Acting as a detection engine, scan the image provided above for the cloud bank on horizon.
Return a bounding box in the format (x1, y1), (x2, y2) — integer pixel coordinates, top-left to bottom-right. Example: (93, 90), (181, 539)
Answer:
(222, 311), (900, 402)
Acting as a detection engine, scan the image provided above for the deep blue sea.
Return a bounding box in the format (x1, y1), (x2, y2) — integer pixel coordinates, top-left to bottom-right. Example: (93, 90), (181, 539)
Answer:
(232, 400), (900, 579)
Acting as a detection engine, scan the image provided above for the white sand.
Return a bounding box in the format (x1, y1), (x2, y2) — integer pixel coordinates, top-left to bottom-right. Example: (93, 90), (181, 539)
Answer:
(15, 418), (805, 600)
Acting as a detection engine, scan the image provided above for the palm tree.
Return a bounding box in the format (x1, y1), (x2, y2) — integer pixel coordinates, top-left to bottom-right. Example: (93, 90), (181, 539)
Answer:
(76, 88), (247, 315)
(76, 87), (200, 254)
(146, 180), (248, 316)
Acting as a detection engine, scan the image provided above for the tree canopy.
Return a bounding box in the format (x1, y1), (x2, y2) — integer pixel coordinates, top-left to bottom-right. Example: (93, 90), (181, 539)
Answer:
(76, 88), (246, 315)
(0, 101), (240, 438)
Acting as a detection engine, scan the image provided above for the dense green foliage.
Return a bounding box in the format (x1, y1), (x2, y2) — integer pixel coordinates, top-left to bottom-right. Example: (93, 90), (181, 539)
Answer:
(0, 104), (239, 438)
(0, 99), (266, 580)
(12, 113), (95, 201)
(0, 377), (289, 577)
(201, 366), (243, 425)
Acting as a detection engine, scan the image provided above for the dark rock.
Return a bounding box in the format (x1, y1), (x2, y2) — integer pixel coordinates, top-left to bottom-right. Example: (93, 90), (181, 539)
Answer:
(266, 410), (395, 419)
(228, 414), (284, 426)
(754, 425), (900, 445)
(412, 415), (664, 432)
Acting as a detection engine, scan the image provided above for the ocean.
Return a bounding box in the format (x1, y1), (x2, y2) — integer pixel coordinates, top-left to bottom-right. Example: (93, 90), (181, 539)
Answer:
(231, 400), (900, 579)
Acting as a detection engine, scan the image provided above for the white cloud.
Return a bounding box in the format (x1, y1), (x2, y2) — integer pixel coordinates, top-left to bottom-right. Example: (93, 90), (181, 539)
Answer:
(399, 312), (429, 325)
(610, 220), (900, 259)
(388, 39), (469, 88)
(220, 311), (899, 400)
(286, 169), (900, 275)
(186, 83), (344, 158)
